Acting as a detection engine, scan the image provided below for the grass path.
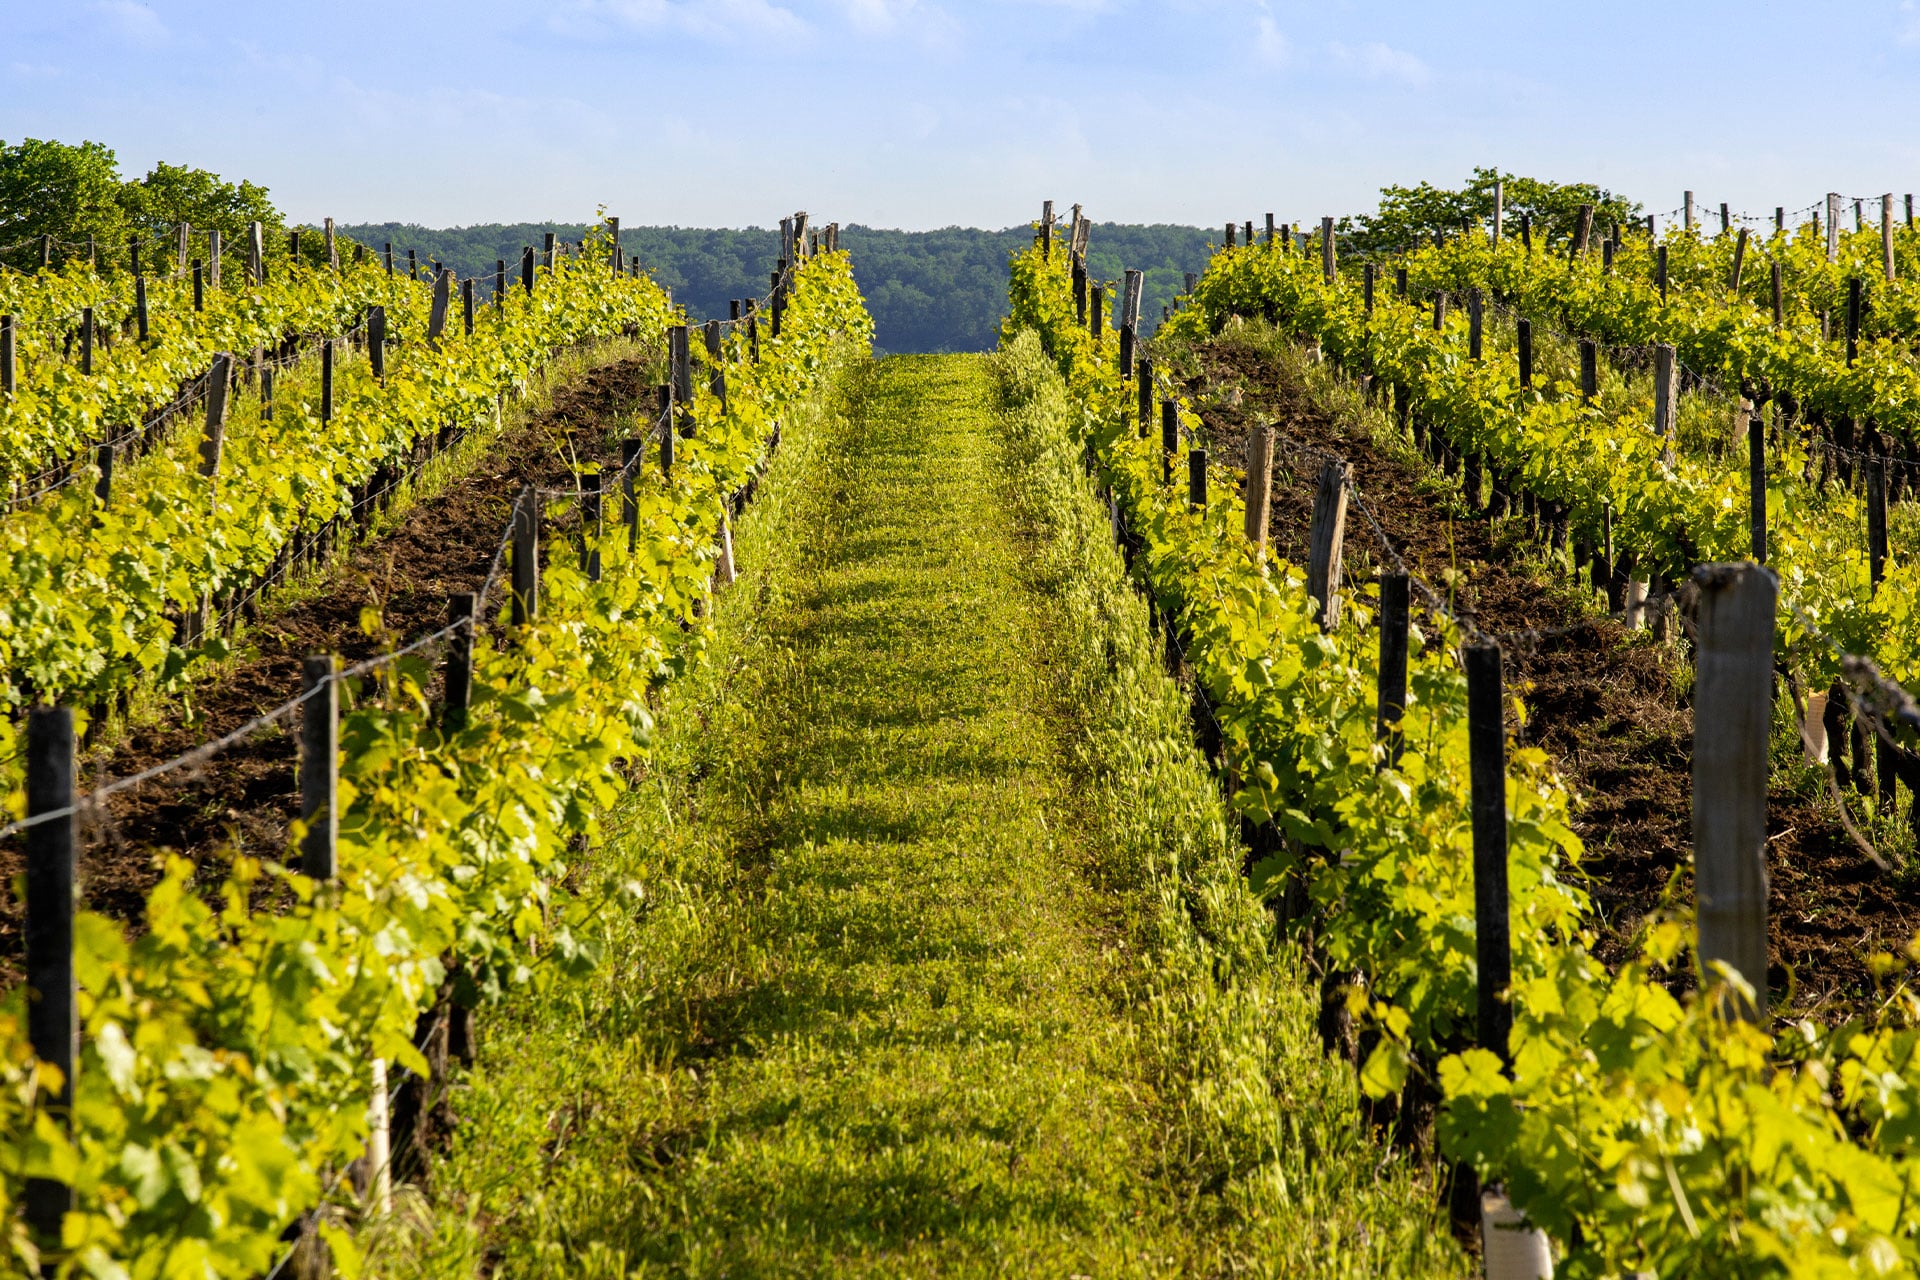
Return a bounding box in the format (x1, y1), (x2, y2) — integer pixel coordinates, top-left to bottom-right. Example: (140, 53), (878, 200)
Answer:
(400, 352), (1460, 1277)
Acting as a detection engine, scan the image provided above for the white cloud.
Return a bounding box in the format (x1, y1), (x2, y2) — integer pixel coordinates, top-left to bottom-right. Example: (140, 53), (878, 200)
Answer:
(1329, 40), (1430, 86)
(90, 0), (169, 48)
(832, 0), (961, 48)
(1255, 16), (1290, 67)
(555, 0), (811, 44)
(1901, 0), (1920, 44)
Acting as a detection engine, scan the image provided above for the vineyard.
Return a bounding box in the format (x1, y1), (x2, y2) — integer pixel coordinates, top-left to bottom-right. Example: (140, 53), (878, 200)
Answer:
(5, 177), (1920, 1279)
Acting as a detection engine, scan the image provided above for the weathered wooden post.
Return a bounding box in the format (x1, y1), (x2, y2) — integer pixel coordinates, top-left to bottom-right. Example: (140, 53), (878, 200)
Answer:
(1307, 461), (1350, 630)
(300, 655), (339, 881)
(1750, 412), (1767, 564)
(1321, 216), (1336, 284)
(583, 469), (604, 583)
(1137, 359), (1153, 438)
(1378, 573), (1409, 767)
(24, 706), (76, 1246)
(1691, 563), (1776, 1020)
(1245, 425), (1273, 572)
(621, 438), (642, 552)
(1517, 318), (1532, 389)
(511, 487), (541, 627)
(1160, 400), (1178, 486)
(1464, 640), (1512, 1063)
(1579, 340), (1598, 404)
(1468, 288), (1484, 360)
(369, 306), (386, 381)
(442, 595), (474, 735)
(1188, 449), (1208, 509)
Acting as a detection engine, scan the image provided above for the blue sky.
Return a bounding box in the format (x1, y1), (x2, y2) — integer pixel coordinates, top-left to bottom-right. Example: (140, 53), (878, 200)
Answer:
(4, 0), (1918, 231)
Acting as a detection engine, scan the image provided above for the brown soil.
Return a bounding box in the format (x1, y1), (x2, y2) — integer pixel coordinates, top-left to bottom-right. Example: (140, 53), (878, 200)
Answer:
(1157, 331), (1916, 1017)
(0, 352), (657, 983)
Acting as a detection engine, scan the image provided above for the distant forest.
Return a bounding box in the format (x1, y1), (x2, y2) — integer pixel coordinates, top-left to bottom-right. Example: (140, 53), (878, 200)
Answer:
(333, 221), (1214, 354)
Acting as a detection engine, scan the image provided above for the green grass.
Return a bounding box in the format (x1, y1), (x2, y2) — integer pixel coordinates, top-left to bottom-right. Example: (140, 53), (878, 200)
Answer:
(381, 350), (1462, 1277)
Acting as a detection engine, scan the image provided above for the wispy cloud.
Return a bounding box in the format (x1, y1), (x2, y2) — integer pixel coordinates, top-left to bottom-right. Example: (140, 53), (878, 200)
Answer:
(1900, 0), (1920, 45)
(555, 0), (811, 44)
(832, 0), (961, 48)
(1328, 40), (1429, 86)
(90, 0), (169, 48)
(1254, 15), (1290, 67)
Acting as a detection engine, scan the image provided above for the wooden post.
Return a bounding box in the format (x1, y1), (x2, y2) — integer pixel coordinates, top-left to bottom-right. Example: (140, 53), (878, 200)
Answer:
(1244, 220), (1254, 247)
(1225, 222), (1236, 250)
(175, 221), (189, 279)
(669, 325), (692, 431)
(407, 248), (417, 281)
(443, 595), (474, 734)
(1090, 283), (1104, 341)
(1321, 216), (1336, 284)
(1492, 180), (1504, 243)
(1653, 344), (1677, 445)
(1520, 213), (1532, 252)
(23, 706), (76, 1246)
(1468, 288), (1483, 360)
(542, 232), (555, 270)
(658, 386), (675, 477)
(1847, 277), (1862, 366)
(1188, 449), (1208, 509)
(608, 216), (620, 274)
(1684, 191), (1696, 231)
(0, 315), (11, 396)
(1395, 267), (1408, 299)
(621, 439), (642, 551)
(1463, 641), (1512, 1064)
(1041, 200), (1054, 258)
(300, 655), (339, 881)
(208, 229), (221, 291)
(1307, 461), (1350, 630)
(1827, 192), (1842, 261)
(521, 246), (534, 294)
(1657, 244), (1669, 300)
(1771, 260), (1783, 328)
(1433, 292), (1447, 331)
(248, 221), (264, 284)
(1572, 203), (1594, 259)
(463, 278), (474, 336)
(1719, 202), (1731, 235)
(135, 275), (149, 343)
(1265, 212), (1276, 245)
(1245, 425), (1273, 570)
(1870, 450), (1888, 591)
(1691, 563), (1775, 1021)
(1137, 359), (1153, 438)
(320, 339), (333, 422)
(583, 468), (604, 583)
(495, 259), (505, 308)
(1119, 326), (1135, 379)
(511, 487), (541, 627)
(324, 217), (337, 270)
(1885, 194), (1897, 283)
(1160, 401), (1178, 485)
(1073, 259), (1087, 324)
(1351, 554), (1402, 773)
(1730, 227), (1749, 294)
(95, 439), (113, 509)
(1579, 340), (1598, 404)
(79, 307), (92, 377)
(1750, 414), (1767, 564)
(193, 260), (204, 312)
(1517, 318), (1532, 389)
(426, 268), (451, 345)
(200, 353), (232, 478)
(1363, 263), (1375, 314)
(369, 306), (386, 380)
